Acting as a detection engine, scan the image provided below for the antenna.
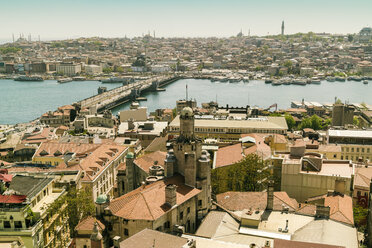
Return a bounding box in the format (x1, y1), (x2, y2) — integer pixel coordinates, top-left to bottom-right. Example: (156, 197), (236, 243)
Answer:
(186, 84), (188, 101)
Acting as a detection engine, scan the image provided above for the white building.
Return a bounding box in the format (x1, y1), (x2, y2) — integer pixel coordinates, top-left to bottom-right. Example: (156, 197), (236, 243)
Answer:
(56, 63), (81, 76)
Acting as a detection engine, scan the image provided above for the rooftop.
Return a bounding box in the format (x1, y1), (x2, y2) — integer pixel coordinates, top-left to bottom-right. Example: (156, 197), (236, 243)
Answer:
(109, 175), (201, 221)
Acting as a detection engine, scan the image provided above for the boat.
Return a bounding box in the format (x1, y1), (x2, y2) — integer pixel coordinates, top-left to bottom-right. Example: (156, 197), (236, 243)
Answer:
(265, 79), (273, 84)
(73, 76), (86, 81)
(292, 79), (306, 85)
(283, 79), (291, 85)
(335, 77), (346, 82)
(326, 77), (335, 82)
(272, 80), (282, 86)
(101, 77), (126, 83)
(312, 79), (321, 84)
(363, 80), (368, 84)
(57, 77), (73, 83)
(14, 76), (44, 82)
(219, 77), (228, 82)
(243, 77), (249, 83)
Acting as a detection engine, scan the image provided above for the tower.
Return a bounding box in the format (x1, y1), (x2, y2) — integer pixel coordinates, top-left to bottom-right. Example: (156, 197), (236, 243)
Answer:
(281, 20), (285, 35)
(165, 106), (212, 218)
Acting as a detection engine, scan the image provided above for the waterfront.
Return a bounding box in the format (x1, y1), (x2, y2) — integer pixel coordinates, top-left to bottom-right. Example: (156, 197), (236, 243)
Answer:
(0, 80), (119, 124)
(110, 78), (372, 115)
(0, 78), (371, 124)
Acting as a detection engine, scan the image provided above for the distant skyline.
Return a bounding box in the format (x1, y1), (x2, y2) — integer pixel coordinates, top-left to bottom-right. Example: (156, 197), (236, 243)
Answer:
(1, 0), (372, 42)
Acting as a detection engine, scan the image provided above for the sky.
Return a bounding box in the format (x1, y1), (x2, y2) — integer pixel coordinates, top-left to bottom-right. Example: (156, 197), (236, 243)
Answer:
(1, 0), (372, 42)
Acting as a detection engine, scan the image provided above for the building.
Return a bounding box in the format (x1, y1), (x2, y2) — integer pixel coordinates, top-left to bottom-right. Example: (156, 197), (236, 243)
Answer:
(358, 27), (372, 43)
(101, 107), (212, 241)
(74, 216), (106, 248)
(32, 142), (129, 201)
(117, 120), (168, 148)
(40, 105), (76, 127)
(332, 104), (354, 127)
(119, 102), (147, 122)
(117, 151), (167, 196)
(280, 148), (353, 202)
(327, 129), (372, 162)
(0, 175), (70, 248)
(103, 176), (201, 240)
(56, 63), (82, 76)
(85, 65), (102, 75)
(169, 116), (288, 141)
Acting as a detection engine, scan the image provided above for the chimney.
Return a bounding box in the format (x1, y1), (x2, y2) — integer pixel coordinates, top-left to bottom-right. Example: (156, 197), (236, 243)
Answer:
(315, 205), (330, 219)
(113, 236), (121, 248)
(266, 182), (274, 211)
(165, 184), (177, 207)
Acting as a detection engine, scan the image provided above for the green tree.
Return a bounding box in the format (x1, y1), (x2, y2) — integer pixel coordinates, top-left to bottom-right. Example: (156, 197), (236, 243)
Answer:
(335, 98), (342, 104)
(114, 66), (124, 73)
(347, 34), (354, 42)
(354, 203), (368, 232)
(353, 116), (360, 127)
(211, 154), (270, 195)
(285, 114), (296, 130)
(310, 115), (322, 130)
(103, 67), (113, 73)
(65, 187), (95, 236)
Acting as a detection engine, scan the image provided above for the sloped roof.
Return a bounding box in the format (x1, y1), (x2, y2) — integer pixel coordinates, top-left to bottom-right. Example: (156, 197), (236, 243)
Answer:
(195, 211), (240, 239)
(109, 175), (200, 221)
(134, 151), (167, 173)
(215, 143), (243, 168)
(119, 229), (188, 248)
(216, 191), (298, 212)
(75, 216), (105, 231)
(0, 194), (27, 204)
(305, 193), (354, 225)
(274, 239), (345, 248)
(8, 175), (53, 199)
(354, 167), (372, 189)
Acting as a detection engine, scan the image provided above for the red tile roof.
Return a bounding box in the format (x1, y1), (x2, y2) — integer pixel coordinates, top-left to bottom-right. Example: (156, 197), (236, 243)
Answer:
(135, 151), (167, 173)
(0, 195), (27, 204)
(75, 216), (105, 231)
(274, 239), (345, 248)
(109, 175), (201, 221)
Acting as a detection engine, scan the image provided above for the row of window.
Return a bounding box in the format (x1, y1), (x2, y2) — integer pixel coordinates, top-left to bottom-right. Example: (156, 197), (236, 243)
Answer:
(172, 126), (285, 134)
(341, 147), (371, 153)
(341, 155), (370, 161)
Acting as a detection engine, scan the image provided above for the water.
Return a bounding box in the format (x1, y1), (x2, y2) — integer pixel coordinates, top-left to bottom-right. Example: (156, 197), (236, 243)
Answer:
(0, 80), (119, 124)
(111, 79), (372, 115)
(0, 79), (371, 124)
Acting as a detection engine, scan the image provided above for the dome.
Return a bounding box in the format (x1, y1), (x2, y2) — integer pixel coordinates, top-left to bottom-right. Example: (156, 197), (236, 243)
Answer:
(181, 107), (193, 117)
(96, 194), (108, 204)
(126, 152), (134, 159)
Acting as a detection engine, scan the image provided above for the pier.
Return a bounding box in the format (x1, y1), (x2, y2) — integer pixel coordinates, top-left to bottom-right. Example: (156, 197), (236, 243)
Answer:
(77, 76), (180, 113)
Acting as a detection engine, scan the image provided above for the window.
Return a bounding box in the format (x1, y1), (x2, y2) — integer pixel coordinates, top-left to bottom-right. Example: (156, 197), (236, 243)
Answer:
(124, 228), (129, 236)
(14, 221), (22, 228)
(351, 148), (354, 152)
(198, 200), (202, 206)
(341, 156), (344, 160)
(187, 207), (190, 214)
(357, 148), (360, 152)
(180, 211), (184, 220)
(357, 191), (361, 197)
(362, 148), (365, 153)
(333, 154), (337, 158)
(164, 221), (170, 229)
(3, 221), (11, 228)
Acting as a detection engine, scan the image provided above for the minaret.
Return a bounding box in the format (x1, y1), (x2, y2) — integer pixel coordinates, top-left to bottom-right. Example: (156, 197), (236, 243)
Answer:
(281, 20), (285, 35)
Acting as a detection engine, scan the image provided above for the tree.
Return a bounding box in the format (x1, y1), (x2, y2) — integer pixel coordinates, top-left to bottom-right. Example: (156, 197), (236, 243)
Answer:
(103, 67), (113, 73)
(285, 114), (296, 130)
(348, 34), (354, 42)
(65, 187), (95, 236)
(211, 154), (270, 195)
(310, 115), (322, 130)
(335, 98), (342, 104)
(354, 203), (368, 232)
(353, 116), (360, 127)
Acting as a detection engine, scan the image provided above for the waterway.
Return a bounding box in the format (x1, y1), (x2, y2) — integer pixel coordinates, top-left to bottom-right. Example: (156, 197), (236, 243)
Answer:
(0, 79), (371, 124)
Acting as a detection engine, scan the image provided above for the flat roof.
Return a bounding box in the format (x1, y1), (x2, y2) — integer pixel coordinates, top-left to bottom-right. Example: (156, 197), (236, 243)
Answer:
(170, 116), (288, 130)
(328, 129), (372, 139)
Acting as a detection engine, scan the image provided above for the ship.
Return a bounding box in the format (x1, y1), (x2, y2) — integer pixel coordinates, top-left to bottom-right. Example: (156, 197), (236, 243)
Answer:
(57, 77), (73, 83)
(363, 80), (368, 85)
(14, 76), (44, 82)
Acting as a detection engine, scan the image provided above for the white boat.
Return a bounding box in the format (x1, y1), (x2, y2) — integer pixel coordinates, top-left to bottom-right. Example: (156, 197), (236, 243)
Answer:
(363, 80), (368, 84)
(57, 77), (73, 83)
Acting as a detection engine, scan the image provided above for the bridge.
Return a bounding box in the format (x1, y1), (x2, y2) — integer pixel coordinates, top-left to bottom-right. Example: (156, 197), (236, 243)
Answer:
(77, 75), (179, 113)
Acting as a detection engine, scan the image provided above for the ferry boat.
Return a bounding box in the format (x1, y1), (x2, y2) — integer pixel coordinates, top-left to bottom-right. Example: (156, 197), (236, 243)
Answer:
(57, 77), (73, 83)
(242, 77), (249, 83)
(14, 76), (44, 81)
(272, 80), (282, 86)
(326, 77), (335, 82)
(335, 77), (346, 82)
(363, 80), (368, 84)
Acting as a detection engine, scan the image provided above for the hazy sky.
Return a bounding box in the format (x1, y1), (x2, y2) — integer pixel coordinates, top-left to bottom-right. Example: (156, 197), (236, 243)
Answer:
(1, 0), (372, 41)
